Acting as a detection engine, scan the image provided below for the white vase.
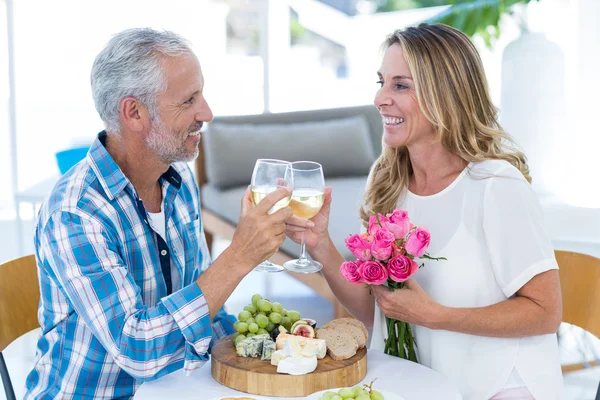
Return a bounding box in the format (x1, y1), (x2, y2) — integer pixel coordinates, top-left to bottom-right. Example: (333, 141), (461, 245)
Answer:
(500, 30), (565, 196)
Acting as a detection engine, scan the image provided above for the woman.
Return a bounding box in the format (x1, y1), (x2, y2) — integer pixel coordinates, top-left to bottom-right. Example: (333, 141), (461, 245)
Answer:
(286, 23), (563, 400)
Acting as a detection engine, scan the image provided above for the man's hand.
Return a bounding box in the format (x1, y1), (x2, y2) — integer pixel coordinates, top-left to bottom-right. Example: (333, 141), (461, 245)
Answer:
(229, 186), (293, 270)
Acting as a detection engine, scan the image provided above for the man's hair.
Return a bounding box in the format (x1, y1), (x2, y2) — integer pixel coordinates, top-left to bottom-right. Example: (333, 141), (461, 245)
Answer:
(91, 28), (192, 133)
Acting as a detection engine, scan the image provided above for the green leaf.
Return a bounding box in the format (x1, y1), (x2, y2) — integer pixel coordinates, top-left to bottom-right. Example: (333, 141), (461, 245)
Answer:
(420, 253), (447, 261)
(375, 213), (382, 228)
(423, 0), (538, 49)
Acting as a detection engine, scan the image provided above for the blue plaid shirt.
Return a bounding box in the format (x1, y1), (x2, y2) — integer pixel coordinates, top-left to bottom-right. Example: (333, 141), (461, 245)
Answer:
(25, 132), (235, 399)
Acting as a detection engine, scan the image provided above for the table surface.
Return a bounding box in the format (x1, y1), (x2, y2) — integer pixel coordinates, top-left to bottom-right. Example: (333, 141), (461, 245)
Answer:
(135, 349), (462, 400)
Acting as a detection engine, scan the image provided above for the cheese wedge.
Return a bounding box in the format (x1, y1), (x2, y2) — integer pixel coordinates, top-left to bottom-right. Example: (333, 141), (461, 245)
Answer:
(276, 354), (318, 375)
(276, 333), (326, 359)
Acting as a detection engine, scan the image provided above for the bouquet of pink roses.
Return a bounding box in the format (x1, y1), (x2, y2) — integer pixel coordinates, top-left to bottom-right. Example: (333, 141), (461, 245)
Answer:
(340, 209), (445, 362)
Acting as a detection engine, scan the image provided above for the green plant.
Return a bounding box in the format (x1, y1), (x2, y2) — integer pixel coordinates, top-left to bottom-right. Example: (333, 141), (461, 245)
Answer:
(424, 0), (540, 48)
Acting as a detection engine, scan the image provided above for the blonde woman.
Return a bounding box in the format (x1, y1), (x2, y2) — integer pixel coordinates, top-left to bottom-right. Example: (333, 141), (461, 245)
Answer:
(286, 24), (563, 400)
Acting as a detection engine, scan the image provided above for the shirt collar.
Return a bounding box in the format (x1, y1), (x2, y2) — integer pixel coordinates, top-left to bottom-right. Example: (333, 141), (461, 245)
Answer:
(88, 131), (182, 200)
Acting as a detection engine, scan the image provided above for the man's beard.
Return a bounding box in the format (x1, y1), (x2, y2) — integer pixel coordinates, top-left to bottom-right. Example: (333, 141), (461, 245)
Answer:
(146, 116), (201, 165)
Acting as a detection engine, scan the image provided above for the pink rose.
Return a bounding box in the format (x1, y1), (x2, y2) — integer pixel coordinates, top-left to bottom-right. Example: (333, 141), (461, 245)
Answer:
(359, 261), (388, 285)
(344, 234), (372, 261)
(387, 255), (418, 282)
(392, 241), (405, 257)
(368, 214), (389, 236)
(371, 229), (395, 260)
(340, 261), (364, 284)
(405, 227), (431, 257)
(385, 209), (411, 239)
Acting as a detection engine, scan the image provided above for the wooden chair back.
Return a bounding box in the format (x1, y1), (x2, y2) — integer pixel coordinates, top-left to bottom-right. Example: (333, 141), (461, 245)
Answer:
(555, 250), (600, 374)
(0, 254), (40, 352)
(556, 250), (600, 338)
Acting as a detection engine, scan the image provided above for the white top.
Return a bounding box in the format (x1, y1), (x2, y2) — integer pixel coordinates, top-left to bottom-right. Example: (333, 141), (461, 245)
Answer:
(370, 160), (563, 400)
(147, 207), (181, 291)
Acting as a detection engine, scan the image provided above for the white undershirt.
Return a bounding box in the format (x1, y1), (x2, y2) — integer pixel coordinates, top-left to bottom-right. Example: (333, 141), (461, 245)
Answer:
(369, 160), (562, 400)
(147, 207), (180, 291)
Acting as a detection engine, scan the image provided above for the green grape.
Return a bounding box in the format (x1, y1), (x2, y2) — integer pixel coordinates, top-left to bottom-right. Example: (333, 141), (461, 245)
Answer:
(280, 309), (288, 317)
(287, 310), (301, 323)
(255, 314), (269, 329)
(246, 332), (256, 338)
(272, 302), (283, 313)
(352, 386), (363, 397)
(266, 321), (275, 332)
(338, 388), (354, 399)
(248, 323), (259, 333)
(238, 310), (251, 322)
(234, 334), (246, 344)
(234, 321), (248, 333)
(370, 390), (384, 400)
(257, 328), (269, 335)
(356, 395), (370, 400)
(319, 392), (336, 400)
(243, 304), (257, 314)
(246, 317), (256, 326)
(281, 316), (292, 329)
(251, 294), (263, 307)
(257, 299), (272, 312)
(269, 312), (282, 324)
(331, 395), (343, 400)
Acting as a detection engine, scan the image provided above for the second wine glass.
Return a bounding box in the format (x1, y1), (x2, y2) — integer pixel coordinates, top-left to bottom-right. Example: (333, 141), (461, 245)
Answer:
(250, 159), (293, 272)
(284, 161), (325, 274)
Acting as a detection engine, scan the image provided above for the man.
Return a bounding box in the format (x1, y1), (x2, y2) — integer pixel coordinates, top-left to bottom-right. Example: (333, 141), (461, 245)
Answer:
(25, 28), (293, 399)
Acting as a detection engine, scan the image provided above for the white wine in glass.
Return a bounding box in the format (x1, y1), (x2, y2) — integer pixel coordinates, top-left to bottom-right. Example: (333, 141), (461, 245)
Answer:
(250, 159), (293, 272)
(284, 161), (325, 274)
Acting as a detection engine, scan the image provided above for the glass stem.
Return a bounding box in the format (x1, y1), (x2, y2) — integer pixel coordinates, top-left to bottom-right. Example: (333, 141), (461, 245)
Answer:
(298, 231), (309, 264)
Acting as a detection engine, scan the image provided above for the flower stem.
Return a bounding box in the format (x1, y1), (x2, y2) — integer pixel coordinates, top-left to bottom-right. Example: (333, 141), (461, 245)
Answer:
(398, 321), (407, 359)
(406, 323), (418, 363)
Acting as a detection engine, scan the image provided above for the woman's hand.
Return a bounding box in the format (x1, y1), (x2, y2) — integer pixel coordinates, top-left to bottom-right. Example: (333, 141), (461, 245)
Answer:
(285, 186), (333, 252)
(371, 279), (443, 328)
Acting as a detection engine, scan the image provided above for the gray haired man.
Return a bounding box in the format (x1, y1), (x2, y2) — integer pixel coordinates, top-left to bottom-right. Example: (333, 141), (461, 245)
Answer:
(26, 28), (292, 399)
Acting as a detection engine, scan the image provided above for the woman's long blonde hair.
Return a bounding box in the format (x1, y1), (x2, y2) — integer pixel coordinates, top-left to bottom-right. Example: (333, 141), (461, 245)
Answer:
(360, 23), (530, 226)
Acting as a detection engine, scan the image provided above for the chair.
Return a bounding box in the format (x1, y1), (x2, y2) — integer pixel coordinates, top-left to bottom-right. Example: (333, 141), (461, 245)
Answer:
(555, 250), (600, 399)
(0, 255), (40, 400)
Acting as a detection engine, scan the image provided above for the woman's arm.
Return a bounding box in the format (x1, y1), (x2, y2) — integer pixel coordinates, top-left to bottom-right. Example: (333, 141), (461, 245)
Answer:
(311, 237), (375, 327)
(372, 269), (562, 337)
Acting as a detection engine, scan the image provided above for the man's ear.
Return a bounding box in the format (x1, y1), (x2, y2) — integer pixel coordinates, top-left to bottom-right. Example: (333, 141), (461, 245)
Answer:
(120, 96), (149, 133)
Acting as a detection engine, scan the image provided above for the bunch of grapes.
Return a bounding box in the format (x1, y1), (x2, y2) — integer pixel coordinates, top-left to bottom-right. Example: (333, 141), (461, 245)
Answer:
(232, 294), (302, 345)
(319, 382), (385, 400)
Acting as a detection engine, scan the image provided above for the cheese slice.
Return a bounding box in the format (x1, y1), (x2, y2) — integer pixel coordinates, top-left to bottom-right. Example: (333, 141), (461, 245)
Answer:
(276, 354), (318, 375)
(276, 333), (326, 359)
(270, 349), (289, 366)
(282, 335), (304, 357)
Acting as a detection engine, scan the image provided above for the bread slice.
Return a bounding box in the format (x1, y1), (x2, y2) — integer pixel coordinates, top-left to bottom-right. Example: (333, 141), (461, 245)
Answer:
(322, 318), (368, 345)
(316, 327), (359, 361)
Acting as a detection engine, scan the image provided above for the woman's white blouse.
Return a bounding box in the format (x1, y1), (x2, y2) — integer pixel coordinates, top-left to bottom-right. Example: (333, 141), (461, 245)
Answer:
(370, 160), (563, 400)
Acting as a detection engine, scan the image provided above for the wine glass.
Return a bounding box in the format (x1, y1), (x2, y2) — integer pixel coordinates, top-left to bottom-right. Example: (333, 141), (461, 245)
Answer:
(283, 161), (325, 274)
(250, 159), (293, 272)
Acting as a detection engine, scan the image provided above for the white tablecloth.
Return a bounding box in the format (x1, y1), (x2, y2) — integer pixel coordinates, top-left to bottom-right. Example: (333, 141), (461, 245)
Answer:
(135, 349), (462, 400)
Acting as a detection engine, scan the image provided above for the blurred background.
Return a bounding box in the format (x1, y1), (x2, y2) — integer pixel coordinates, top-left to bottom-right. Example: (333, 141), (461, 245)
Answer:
(1, 0), (599, 399)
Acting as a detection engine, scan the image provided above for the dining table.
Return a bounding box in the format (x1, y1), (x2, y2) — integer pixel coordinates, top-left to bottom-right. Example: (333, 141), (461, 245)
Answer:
(134, 349), (463, 400)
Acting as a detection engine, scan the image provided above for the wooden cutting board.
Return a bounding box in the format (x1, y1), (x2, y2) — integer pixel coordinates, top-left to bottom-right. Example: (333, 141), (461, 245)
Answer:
(211, 335), (367, 397)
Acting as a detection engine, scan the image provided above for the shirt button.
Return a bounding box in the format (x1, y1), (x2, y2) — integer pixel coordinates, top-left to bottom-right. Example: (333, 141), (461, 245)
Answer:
(161, 250), (168, 256)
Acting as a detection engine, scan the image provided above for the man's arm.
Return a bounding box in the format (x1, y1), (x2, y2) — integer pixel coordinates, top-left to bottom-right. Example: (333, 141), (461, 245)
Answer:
(42, 210), (218, 381)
